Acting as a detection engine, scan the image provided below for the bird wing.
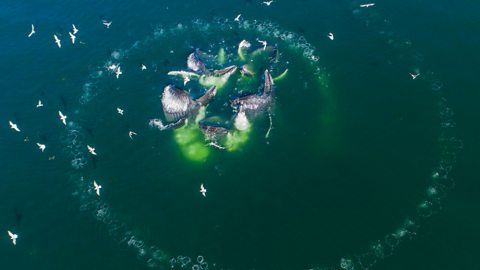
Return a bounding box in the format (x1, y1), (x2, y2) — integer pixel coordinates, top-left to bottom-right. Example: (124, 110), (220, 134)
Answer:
(8, 231), (13, 238)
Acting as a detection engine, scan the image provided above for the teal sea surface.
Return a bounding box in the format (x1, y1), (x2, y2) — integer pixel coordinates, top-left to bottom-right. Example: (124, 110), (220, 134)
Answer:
(0, 1), (479, 270)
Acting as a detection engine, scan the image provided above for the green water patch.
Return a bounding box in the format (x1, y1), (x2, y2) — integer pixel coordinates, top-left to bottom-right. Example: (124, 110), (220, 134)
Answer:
(174, 123), (210, 162)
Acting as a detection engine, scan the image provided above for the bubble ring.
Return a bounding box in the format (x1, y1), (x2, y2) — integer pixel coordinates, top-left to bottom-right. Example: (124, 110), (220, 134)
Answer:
(62, 13), (460, 270)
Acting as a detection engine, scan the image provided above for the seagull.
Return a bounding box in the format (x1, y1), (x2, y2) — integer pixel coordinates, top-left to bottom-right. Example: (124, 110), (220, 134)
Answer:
(7, 231), (18, 246)
(200, 184), (207, 197)
(234, 14), (242, 21)
(410, 72), (420, 80)
(53, 34), (61, 48)
(69, 32), (76, 44)
(36, 143), (46, 152)
(102, 20), (112, 28)
(141, 64), (147, 70)
(327, 32), (334, 40)
(93, 180), (102, 196)
(257, 39), (267, 50)
(36, 100), (44, 108)
(107, 63), (118, 71)
(115, 66), (122, 79)
(263, 0), (274, 6)
(183, 76), (190, 86)
(28, 24), (35, 37)
(72, 24), (79, 35)
(58, 111), (67, 125)
(128, 131), (137, 139)
(360, 3), (375, 7)
(87, 145), (97, 156)
(9, 121), (20, 132)
(117, 107), (124, 115)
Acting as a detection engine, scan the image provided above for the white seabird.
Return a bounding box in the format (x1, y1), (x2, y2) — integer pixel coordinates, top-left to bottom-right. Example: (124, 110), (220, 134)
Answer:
(36, 100), (44, 108)
(257, 39), (267, 50)
(410, 73), (420, 80)
(28, 24), (35, 37)
(9, 121), (20, 132)
(102, 20), (112, 28)
(360, 3), (375, 7)
(107, 63), (118, 71)
(53, 34), (61, 48)
(72, 24), (79, 34)
(93, 180), (102, 196)
(7, 231), (18, 246)
(141, 64), (147, 70)
(200, 184), (207, 197)
(115, 66), (122, 79)
(58, 111), (67, 125)
(87, 145), (97, 156)
(36, 143), (46, 152)
(69, 32), (76, 44)
(263, 0), (274, 6)
(117, 107), (124, 115)
(234, 14), (241, 21)
(327, 32), (335, 40)
(128, 131), (137, 139)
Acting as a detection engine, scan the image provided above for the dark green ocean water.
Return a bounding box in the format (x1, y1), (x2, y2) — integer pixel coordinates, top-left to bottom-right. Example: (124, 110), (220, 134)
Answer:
(0, 1), (479, 270)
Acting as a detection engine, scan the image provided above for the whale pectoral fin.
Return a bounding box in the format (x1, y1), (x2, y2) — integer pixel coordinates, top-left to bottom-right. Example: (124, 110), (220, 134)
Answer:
(150, 118), (186, 131)
(273, 68), (288, 82)
(263, 70), (274, 95)
(195, 86), (217, 106)
(213, 65), (238, 76)
(163, 118), (187, 130)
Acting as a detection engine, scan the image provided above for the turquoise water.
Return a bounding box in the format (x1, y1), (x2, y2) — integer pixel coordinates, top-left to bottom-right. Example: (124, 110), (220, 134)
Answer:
(0, 1), (478, 269)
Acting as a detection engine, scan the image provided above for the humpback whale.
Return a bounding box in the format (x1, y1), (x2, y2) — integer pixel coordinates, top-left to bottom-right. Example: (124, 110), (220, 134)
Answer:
(231, 70), (274, 131)
(187, 49), (210, 74)
(231, 69), (274, 113)
(159, 85), (217, 129)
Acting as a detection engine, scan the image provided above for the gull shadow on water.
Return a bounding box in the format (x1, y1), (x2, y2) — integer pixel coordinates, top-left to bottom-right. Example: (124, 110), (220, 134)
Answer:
(60, 95), (68, 110)
(13, 207), (23, 226)
(86, 127), (95, 138)
(91, 156), (98, 169)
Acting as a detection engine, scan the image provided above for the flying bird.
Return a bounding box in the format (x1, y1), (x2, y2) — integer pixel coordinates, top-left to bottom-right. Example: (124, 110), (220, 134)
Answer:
(93, 180), (102, 196)
(53, 34), (61, 48)
(36, 143), (46, 152)
(234, 14), (241, 21)
(36, 100), (44, 108)
(115, 66), (122, 79)
(263, 0), (274, 6)
(141, 64), (147, 70)
(128, 131), (137, 139)
(410, 73), (420, 80)
(257, 39), (267, 50)
(7, 231), (18, 246)
(327, 32), (335, 40)
(28, 24), (35, 37)
(9, 121), (20, 132)
(87, 145), (97, 155)
(102, 20), (112, 28)
(107, 64), (118, 71)
(117, 107), (124, 115)
(72, 24), (79, 34)
(200, 184), (207, 197)
(58, 111), (67, 125)
(360, 3), (375, 7)
(69, 32), (76, 44)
